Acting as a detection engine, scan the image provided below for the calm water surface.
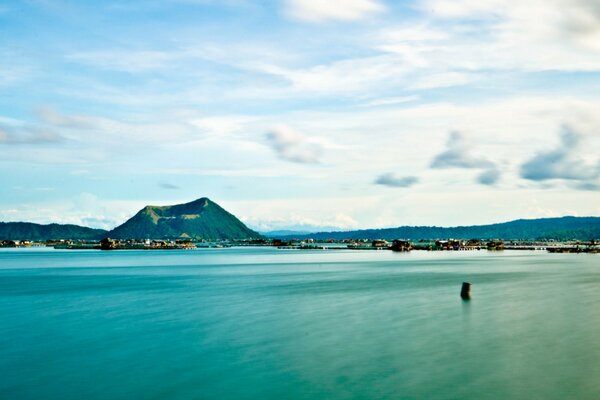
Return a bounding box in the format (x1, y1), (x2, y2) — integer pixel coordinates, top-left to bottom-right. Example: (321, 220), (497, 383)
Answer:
(1, 247), (599, 399)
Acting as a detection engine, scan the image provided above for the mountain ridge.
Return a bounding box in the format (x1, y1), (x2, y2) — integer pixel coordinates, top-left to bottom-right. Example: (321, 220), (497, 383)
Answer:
(273, 216), (600, 241)
(0, 222), (107, 241)
(2, 208), (600, 241)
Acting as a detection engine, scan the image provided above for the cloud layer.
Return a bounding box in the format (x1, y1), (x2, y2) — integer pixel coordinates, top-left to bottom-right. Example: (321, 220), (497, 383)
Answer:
(1, 0), (600, 232)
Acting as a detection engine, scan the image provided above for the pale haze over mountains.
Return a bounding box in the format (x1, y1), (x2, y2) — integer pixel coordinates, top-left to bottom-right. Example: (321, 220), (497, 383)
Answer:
(1, 198), (598, 241)
(1, 0), (599, 231)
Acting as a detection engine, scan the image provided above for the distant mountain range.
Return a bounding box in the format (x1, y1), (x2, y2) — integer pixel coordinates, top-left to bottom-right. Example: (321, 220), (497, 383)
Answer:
(273, 217), (600, 241)
(0, 222), (107, 241)
(262, 230), (313, 237)
(0, 198), (260, 241)
(1, 200), (599, 241)
(106, 197), (260, 240)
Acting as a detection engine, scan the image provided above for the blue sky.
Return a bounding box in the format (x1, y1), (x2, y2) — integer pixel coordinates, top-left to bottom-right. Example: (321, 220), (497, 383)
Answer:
(1, 0), (600, 232)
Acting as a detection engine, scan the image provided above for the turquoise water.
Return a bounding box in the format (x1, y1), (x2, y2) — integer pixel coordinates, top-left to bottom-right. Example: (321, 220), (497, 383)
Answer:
(1, 247), (600, 399)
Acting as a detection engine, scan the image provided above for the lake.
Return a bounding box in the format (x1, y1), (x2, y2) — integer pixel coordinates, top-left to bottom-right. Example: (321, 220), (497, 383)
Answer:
(1, 247), (599, 399)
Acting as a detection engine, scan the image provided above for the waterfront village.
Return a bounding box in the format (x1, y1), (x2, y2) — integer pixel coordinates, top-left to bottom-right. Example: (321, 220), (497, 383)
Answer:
(0, 237), (598, 253)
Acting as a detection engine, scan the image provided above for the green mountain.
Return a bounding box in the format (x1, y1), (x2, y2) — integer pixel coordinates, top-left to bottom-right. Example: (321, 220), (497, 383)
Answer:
(106, 197), (261, 240)
(277, 217), (600, 241)
(0, 222), (107, 241)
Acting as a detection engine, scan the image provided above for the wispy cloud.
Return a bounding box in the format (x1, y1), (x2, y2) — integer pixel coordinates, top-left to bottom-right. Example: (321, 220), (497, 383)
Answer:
(265, 124), (323, 164)
(158, 182), (180, 190)
(431, 131), (494, 169)
(0, 124), (64, 145)
(37, 107), (95, 129)
(380, 1), (600, 76)
(374, 173), (419, 188)
(255, 54), (409, 95)
(285, 0), (384, 22)
(520, 125), (600, 189)
(431, 131), (501, 185)
(422, 0), (600, 52)
(408, 71), (477, 90)
(360, 96), (419, 107)
(36, 108), (200, 145)
(0, 49), (34, 87)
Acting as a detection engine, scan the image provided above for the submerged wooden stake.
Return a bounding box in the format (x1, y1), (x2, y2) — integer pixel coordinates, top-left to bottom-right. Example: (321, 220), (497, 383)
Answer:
(460, 282), (471, 300)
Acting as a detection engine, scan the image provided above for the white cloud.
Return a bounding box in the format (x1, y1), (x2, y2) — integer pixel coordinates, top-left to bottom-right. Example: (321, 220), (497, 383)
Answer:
(265, 124), (323, 164)
(360, 96), (419, 107)
(55, 0), (600, 110)
(285, 0), (384, 22)
(408, 71), (476, 90)
(188, 115), (259, 138)
(421, 0), (506, 19)
(422, 0), (600, 48)
(413, 0), (600, 71)
(255, 54), (409, 94)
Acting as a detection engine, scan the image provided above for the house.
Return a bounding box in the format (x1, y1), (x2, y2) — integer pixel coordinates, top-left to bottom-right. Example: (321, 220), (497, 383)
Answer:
(391, 239), (411, 252)
(372, 239), (389, 248)
(486, 240), (504, 250)
(435, 239), (464, 250)
(100, 238), (119, 250)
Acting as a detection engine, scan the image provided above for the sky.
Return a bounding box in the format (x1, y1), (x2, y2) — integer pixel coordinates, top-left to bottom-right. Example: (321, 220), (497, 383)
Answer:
(1, 0), (600, 232)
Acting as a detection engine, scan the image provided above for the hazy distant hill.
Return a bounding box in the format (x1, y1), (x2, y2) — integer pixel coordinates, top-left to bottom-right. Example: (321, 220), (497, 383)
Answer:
(0, 222), (107, 241)
(106, 197), (261, 240)
(276, 217), (600, 241)
(262, 230), (313, 237)
(3, 210), (599, 242)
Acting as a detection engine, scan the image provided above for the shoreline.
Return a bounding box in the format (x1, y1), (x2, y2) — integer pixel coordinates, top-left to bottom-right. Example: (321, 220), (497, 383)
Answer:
(0, 240), (598, 254)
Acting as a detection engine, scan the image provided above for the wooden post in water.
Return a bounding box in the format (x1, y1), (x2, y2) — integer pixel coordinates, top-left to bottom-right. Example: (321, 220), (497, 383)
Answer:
(460, 282), (471, 300)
